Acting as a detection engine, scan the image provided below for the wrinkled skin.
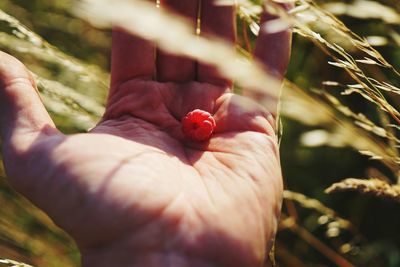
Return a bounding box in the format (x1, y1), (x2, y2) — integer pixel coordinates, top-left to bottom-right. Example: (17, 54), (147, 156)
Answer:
(0, 1), (292, 266)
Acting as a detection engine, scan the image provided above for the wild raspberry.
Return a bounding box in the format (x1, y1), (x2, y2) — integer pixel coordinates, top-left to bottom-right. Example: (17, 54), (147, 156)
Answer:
(182, 109), (216, 142)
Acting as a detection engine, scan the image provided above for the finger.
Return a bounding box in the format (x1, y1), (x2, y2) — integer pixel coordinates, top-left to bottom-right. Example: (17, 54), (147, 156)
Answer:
(0, 52), (59, 156)
(110, 28), (156, 91)
(253, 1), (293, 79)
(157, 0), (199, 82)
(197, 0), (236, 87)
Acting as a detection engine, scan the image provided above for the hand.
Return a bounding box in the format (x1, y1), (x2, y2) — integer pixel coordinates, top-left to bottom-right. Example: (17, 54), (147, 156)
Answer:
(0, 1), (292, 266)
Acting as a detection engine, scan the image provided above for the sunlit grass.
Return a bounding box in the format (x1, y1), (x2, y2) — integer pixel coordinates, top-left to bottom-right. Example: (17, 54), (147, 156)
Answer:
(1, 0), (400, 266)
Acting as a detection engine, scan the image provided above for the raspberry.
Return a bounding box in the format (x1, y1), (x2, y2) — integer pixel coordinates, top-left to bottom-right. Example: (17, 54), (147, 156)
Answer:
(181, 109), (216, 142)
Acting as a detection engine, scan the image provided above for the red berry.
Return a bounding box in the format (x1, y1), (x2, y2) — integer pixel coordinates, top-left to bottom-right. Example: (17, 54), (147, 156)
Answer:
(181, 109), (216, 142)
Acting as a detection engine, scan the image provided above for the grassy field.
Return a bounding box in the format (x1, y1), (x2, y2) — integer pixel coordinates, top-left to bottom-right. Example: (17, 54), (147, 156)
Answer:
(1, 0), (400, 266)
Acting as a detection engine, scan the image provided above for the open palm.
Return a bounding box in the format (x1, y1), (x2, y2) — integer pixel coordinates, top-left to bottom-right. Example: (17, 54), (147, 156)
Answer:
(0, 1), (292, 266)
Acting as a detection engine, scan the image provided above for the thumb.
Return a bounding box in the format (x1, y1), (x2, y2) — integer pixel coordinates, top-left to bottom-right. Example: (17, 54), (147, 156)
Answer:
(0, 51), (58, 157)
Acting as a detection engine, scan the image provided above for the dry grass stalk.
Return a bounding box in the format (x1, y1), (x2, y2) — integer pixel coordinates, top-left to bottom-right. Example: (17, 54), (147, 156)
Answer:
(283, 190), (353, 231)
(0, 9), (109, 93)
(292, 5), (400, 123)
(280, 214), (355, 267)
(0, 259), (33, 267)
(322, 1), (400, 25)
(282, 82), (400, 173)
(272, 241), (308, 267)
(34, 74), (104, 130)
(326, 178), (400, 203)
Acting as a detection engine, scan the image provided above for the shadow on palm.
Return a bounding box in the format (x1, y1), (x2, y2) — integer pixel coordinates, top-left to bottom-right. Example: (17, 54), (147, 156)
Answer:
(78, 76), (282, 248)
(6, 76), (282, 267)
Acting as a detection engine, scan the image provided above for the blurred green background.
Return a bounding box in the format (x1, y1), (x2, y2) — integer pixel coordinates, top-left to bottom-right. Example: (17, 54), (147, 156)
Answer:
(1, 0), (400, 266)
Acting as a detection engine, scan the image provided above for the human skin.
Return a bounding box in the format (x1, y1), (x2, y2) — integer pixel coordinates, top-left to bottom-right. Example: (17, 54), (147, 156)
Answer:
(0, 1), (292, 266)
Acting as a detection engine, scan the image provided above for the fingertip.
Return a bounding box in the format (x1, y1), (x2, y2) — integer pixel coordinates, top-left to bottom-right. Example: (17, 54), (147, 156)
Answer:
(110, 28), (156, 89)
(157, 0), (198, 82)
(197, 0), (236, 86)
(254, 1), (293, 79)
